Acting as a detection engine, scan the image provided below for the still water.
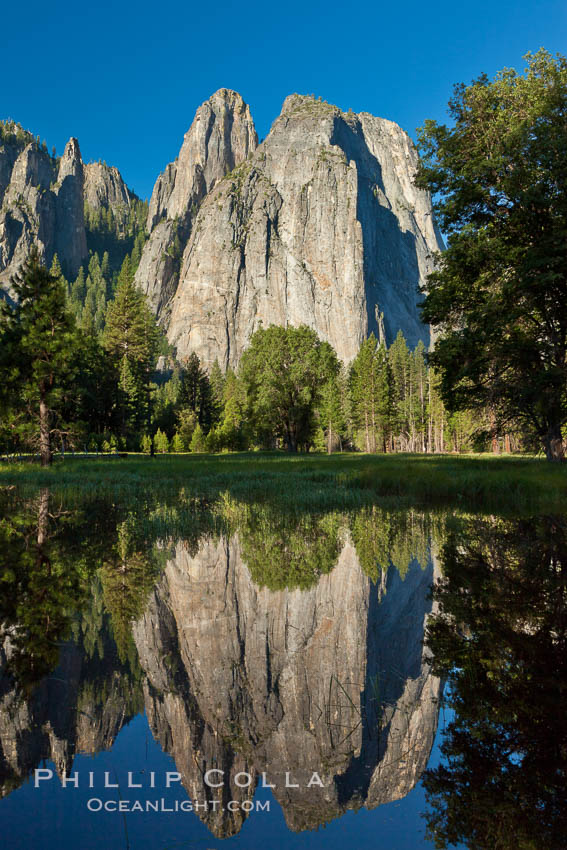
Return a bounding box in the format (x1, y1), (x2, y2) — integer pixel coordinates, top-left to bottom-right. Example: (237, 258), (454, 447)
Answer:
(0, 489), (564, 849)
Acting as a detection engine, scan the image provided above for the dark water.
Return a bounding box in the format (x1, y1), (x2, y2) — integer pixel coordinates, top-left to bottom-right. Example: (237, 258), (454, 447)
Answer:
(0, 489), (565, 849)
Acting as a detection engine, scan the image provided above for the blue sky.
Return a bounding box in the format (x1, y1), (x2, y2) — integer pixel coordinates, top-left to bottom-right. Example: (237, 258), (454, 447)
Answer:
(3, 0), (566, 199)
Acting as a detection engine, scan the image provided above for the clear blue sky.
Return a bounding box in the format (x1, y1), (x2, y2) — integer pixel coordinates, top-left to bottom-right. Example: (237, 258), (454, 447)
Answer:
(3, 0), (566, 200)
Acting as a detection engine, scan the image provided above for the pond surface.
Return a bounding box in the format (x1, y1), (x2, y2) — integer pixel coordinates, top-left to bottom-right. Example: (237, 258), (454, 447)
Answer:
(0, 488), (564, 849)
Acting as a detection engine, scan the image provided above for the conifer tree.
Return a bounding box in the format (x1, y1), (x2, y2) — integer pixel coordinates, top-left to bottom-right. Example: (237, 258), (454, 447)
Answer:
(349, 335), (391, 452)
(0, 250), (80, 465)
(103, 257), (160, 441)
(190, 423), (207, 453)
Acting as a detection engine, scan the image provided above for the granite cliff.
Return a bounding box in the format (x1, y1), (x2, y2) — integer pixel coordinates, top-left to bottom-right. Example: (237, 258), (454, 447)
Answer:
(136, 91), (443, 368)
(0, 122), (139, 298)
(2, 91), (441, 366)
(134, 88), (258, 317)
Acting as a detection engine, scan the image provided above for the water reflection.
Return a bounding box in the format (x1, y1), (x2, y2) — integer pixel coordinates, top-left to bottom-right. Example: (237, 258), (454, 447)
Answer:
(424, 515), (567, 850)
(0, 488), (441, 841)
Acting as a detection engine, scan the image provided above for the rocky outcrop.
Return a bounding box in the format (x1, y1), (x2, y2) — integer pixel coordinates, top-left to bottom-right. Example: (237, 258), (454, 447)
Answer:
(54, 138), (87, 274)
(132, 531), (441, 836)
(152, 93), (443, 369)
(135, 89), (258, 317)
(0, 142), (57, 295)
(0, 134), (88, 292)
(84, 161), (132, 211)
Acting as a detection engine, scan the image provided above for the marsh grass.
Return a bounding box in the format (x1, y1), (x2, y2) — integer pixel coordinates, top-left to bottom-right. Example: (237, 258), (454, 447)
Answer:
(0, 452), (565, 513)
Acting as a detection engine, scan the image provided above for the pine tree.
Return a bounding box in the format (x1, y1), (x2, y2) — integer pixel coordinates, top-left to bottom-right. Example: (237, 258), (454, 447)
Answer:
(179, 353), (213, 428)
(349, 335), (390, 452)
(209, 359), (225, 426)
(389, 331), (411, 451)
(154, 428), (169, 453)
(0, 250), (80, 465)
(171, 432), (185, 453)
(317, 375), (345, 453)
(190, 423), (207, 453)
(103, 259), (160, 441)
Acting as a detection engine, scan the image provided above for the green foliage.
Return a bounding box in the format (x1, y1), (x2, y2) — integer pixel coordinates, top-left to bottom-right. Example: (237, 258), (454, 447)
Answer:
(239, 324), (340, 452)
(189, 423), (207, 453)
(236, 502), (343, 590)
(171, 432), (185, 453)
(100, 513), (162, 662)
(416, 50), (567, 461)
(350, 506), (430, 581)
(349, 335), (391, 452)
(424, 514), (567, 848)
(103, 259), (161, 441)
(0, 250), (83, 464)
(179, 353), (214, 429)
(175, 408), (197, 450)
(153, 428), (169, 453)
(84, 195), (148, 281)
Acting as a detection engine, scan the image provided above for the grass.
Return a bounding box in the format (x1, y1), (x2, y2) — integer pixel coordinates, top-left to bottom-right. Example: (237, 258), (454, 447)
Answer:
(0, 452), (566, 513)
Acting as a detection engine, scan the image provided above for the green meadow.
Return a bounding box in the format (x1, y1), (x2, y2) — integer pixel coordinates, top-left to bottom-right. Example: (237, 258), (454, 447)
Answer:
(1, 452), (565, 512)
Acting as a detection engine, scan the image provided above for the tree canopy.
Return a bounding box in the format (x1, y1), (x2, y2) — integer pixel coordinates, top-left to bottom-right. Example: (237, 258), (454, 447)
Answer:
(239, 324), (340, 452)
(416, 50), (567, 460)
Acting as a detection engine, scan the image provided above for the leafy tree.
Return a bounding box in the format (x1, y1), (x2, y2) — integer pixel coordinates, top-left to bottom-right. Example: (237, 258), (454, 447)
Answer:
(100, 515), (161, 663)
(236, 504), (342, 590)
(416, 50), (567, 461)
(0, 251), (80, 465)
(240, 325), (340, 452)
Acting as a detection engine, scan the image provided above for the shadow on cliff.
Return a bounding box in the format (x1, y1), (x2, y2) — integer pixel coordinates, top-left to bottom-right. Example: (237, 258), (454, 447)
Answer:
(335, 556), (435, 806)
(330, 117), (430, 350)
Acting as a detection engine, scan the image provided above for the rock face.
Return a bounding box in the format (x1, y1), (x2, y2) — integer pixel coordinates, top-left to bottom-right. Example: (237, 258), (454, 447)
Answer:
(136, 92), (443, 368)
(132, 532), (441, 836)
(0, 135), (90, 292)
(54, 138), (88, 274)
(135, 89), (258, 316)
(0, 126), (140, 298)
(84, 160), (132, 210)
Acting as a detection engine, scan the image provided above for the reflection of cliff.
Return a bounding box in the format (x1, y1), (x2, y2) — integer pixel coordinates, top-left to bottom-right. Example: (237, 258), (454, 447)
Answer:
(133, 532), (441, 836)
(0, 608), (141, 798)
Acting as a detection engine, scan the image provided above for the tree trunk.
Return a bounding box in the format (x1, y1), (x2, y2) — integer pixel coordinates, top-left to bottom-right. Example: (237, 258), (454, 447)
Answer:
(327, 422), (333, 455)
(364, 409), (370, 453)
(37, 488), (49, 546)
(543, 424), (565, 462)
(489, 407), (500, 454)
(287, 428), (297, 453)
(39, 396), (51, 467)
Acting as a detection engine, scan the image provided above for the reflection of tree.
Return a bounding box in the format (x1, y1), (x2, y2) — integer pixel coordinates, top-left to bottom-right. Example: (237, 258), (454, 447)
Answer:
(234, 503), (342, 590)
(100, 514), (163, 662)
(0, 489), (93, 690)
(349, 507), (433, 581)
(424, 516), (567, 850)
